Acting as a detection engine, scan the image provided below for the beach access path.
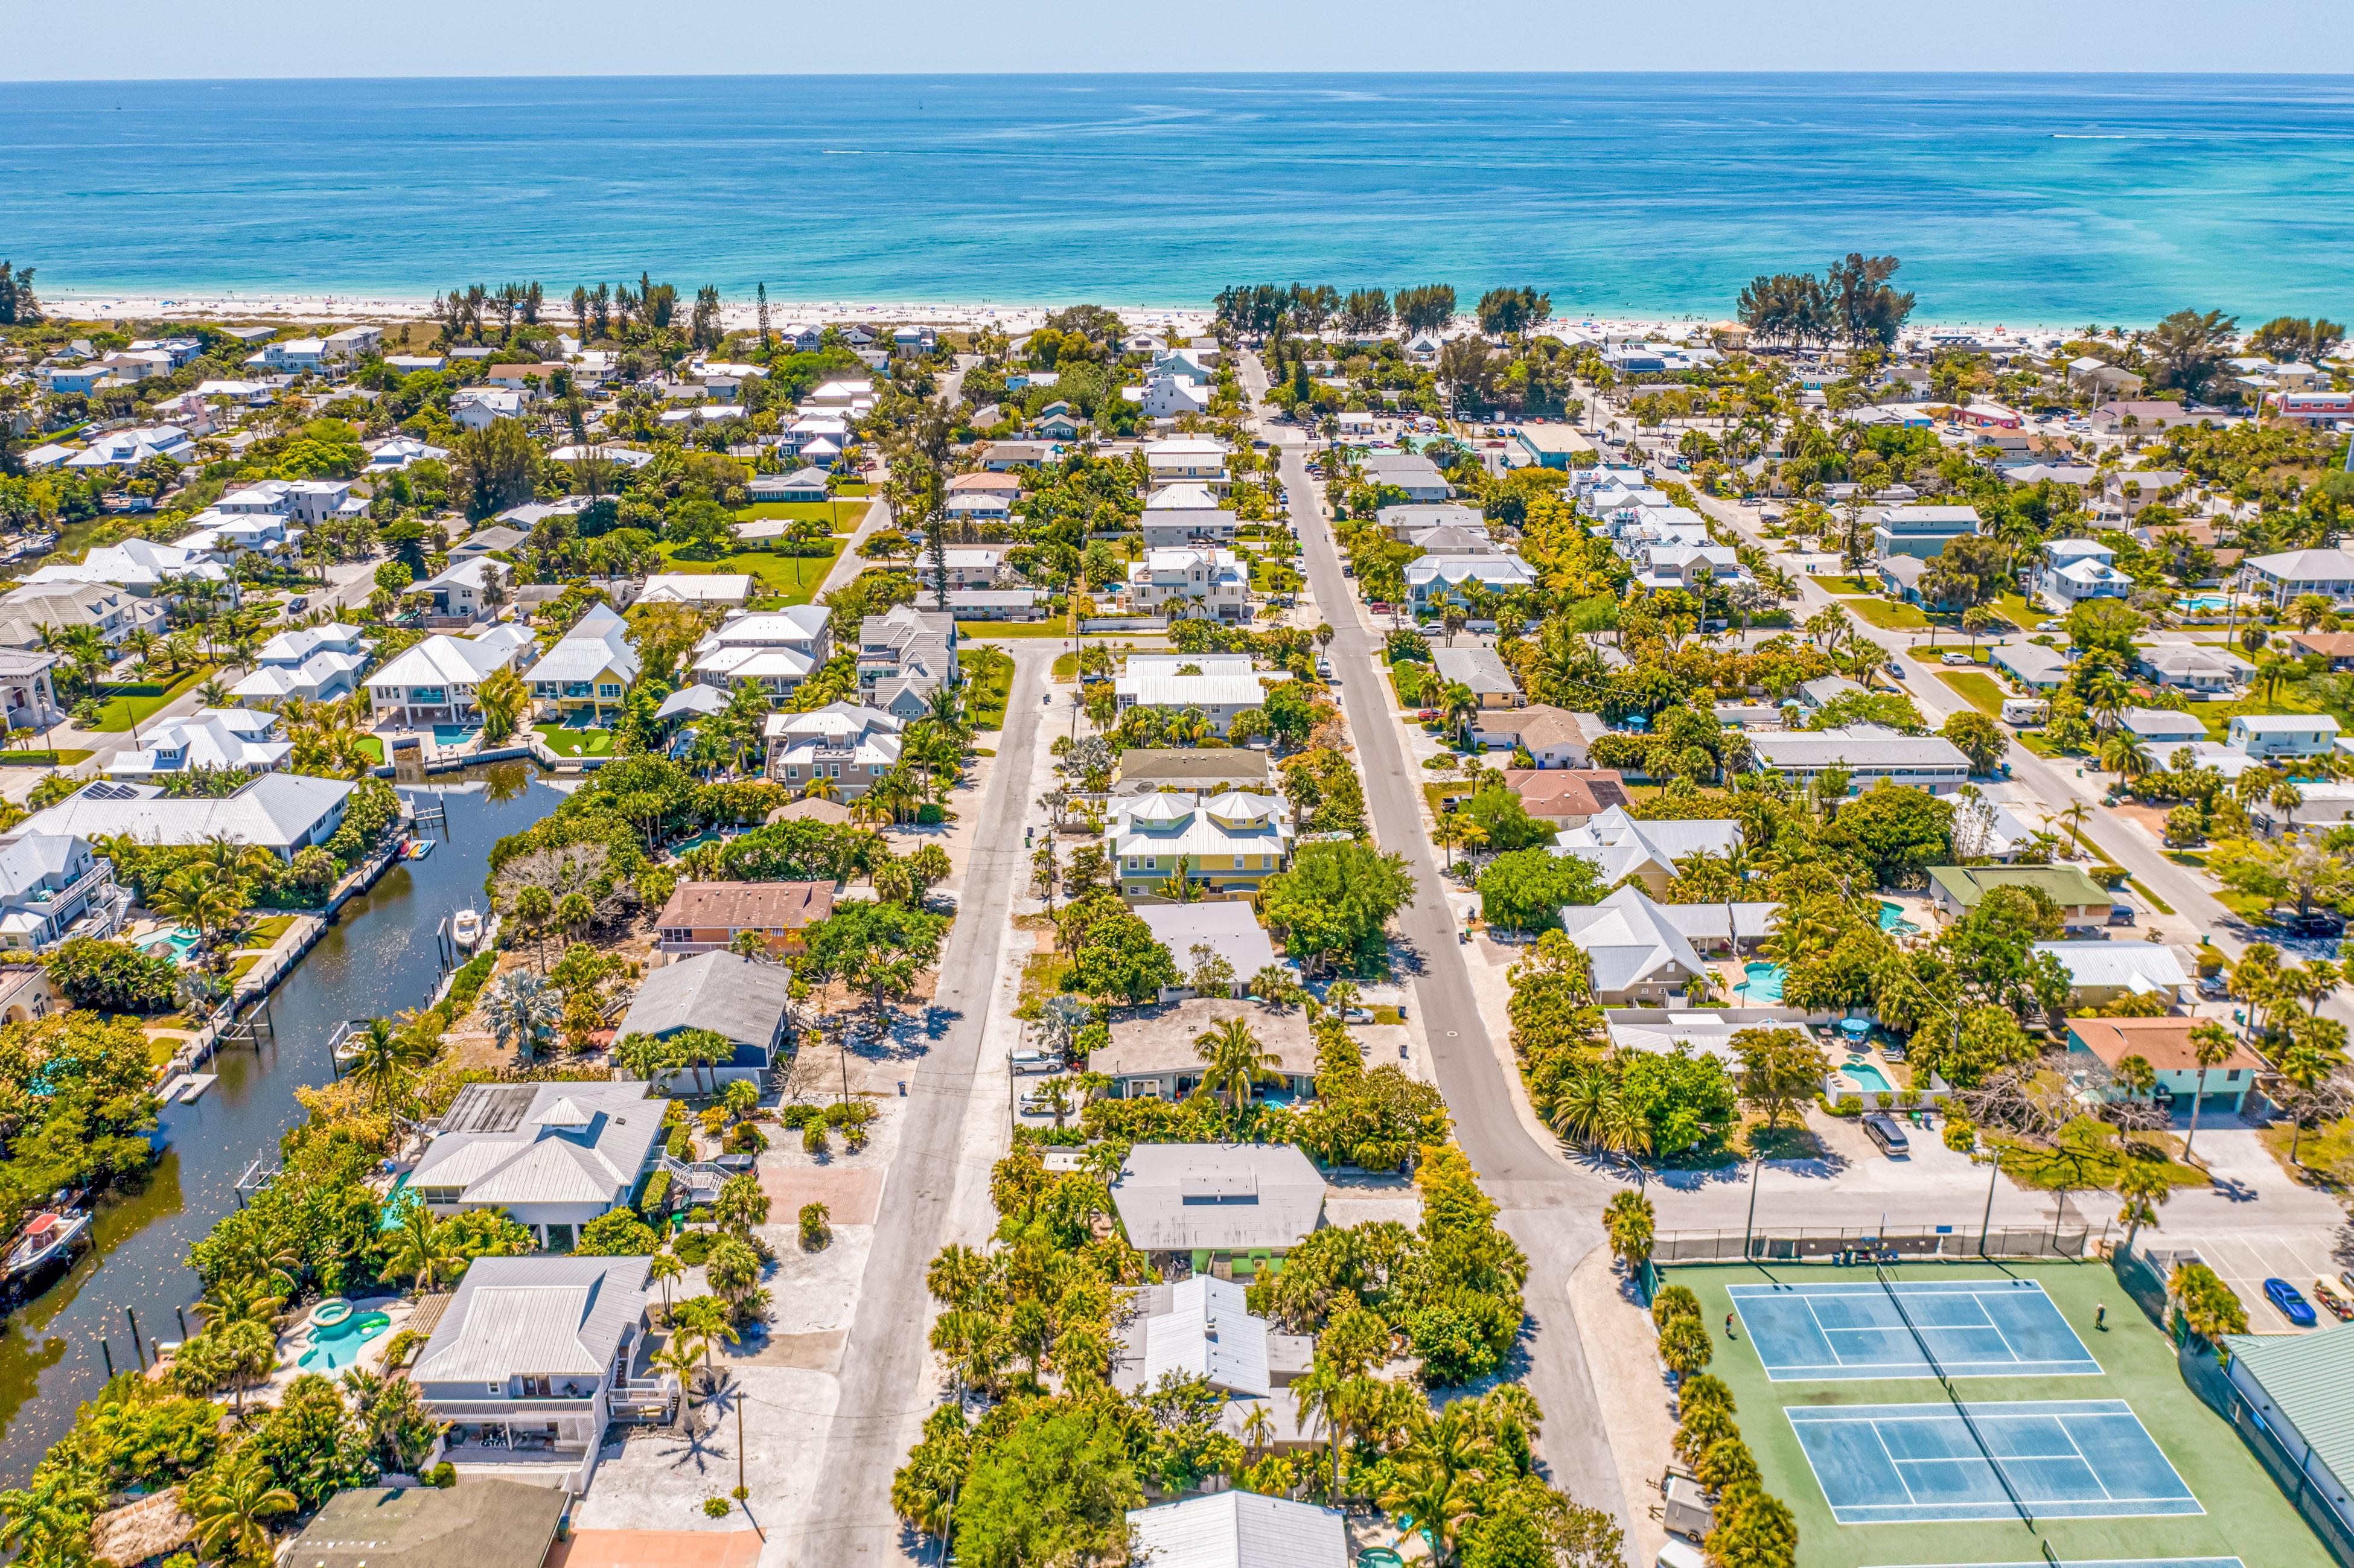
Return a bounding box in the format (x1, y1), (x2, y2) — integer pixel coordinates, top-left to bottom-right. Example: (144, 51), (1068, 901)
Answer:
(1243, 354), (1638, 1541)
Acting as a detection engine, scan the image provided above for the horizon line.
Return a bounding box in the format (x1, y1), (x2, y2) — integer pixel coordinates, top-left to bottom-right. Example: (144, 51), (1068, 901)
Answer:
(8, 66), (2354, 86)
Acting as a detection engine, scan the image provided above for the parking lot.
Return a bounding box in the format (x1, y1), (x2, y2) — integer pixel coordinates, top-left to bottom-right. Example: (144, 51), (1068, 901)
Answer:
(2159, 1226), (2352, 1333)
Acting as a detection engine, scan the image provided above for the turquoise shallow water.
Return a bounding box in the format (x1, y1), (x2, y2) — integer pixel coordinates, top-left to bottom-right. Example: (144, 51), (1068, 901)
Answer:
(4, 74), (2352, 319)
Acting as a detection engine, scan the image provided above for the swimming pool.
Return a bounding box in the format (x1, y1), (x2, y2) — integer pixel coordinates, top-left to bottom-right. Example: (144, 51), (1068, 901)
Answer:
(1878, 901), (1919, 935)
(2177, 594), (2231, 614)
(432, 723), (477, 746)
(297, 1308), (392, 1372)
(142, 928), (199, 962)
(1843, 1061), (1895, 1094)
(1734, 961), (1787, 1002)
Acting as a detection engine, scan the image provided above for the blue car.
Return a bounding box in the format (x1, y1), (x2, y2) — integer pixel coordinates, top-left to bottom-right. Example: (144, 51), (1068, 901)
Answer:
(2265, 1277), (2318, 1327)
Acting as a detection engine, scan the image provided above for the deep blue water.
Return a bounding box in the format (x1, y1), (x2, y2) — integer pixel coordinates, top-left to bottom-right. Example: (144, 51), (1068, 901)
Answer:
(3, 73), (2352, 322)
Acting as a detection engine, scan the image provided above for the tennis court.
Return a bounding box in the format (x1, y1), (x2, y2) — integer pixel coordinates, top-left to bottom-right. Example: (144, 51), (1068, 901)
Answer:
(1871, 1561), (2244, 1568)
(1730, 1278), (2100, 1382)
(1788, 1400), (2204, 1524)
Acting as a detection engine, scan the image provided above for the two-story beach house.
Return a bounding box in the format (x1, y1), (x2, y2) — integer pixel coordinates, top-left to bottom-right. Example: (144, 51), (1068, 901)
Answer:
(1106, 791), (1295, 900)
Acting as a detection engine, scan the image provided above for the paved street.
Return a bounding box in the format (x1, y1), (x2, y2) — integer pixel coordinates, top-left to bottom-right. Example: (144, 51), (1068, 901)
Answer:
(1244, 354), (1636, 1535)
(794, 645), (1050, 1566)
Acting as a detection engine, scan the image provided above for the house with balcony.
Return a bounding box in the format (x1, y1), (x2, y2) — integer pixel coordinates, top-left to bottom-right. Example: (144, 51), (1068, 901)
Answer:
(416, 557), (509, 624)
(2139, 644), (2254, 694)
(450, 387), (528, 430)
(2237, 548), (2354, 609)
(691, 605), (832, 696)
(412, 1254), (674, 1480)
(0, 583), (159, 654)
(1141, 483), (1239, 547)
(2065, 1016), (2263, 1117)
(19, 538), (233, 601)
(855, 605), (957, 716)
(1109, 1142), (1325, 1280)
(1404, 553), (1537, 614)
(1872, 505), (1982, 560)
(366, 626), (535, 728)
(106, 709), (292, 780)
(1553, 806), (1740, 899)
(229, 623), (374, 707)
(763, 701), (905, 794)
(652, 880), (835, 963)
(1124, 547), (1249, 623)
(1143, 437), (1230, 489)
(1632, 540), (1747, 593)
(523, 604), (638, 722)
(2230, 713), (2341, 759)
(409, 1080), (665, 1249)
(1113, 654), (1286, 739)
(0, 650), (64, 733)
(614, 951), (797, 1088)
(17, 773), (354, 862)
(1106, 791), (1295, 900)
(2037, 538), (2135, 608)
(0, 833), (127, 951)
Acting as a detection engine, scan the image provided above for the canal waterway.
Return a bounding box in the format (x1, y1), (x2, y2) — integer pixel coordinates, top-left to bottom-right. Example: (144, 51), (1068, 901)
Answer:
(0, 763), (566, 1485)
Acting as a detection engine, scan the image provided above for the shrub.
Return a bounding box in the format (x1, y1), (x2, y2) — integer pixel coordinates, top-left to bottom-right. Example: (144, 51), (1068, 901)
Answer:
(803, 1121), (829, 1156)
(638, 1168), (674, 1218)
(1676, 1372), (1735, 1418)
(427, 1462), (456, 1488)
(916, 802), (945, 826)
(726, 1121), (768, 1153)
(381, 1329), (419, 1369)
(699, 1105), (728, 1136)
(799, 1202), (832, 1251)
(1657, 1315), (1714, 1377)
(2171, 1261), (2248, 1351)
(1650, 1284), (1701, 1331)
(1942, 1116), (1977, 1154)
(673, 1229), (714, 1266)
(1694, 1435), (1759, 1492)
(666, 1125), (694, 1161)
(1831, 1094), (1864, 1117)
(703, 1497), (732, 1519)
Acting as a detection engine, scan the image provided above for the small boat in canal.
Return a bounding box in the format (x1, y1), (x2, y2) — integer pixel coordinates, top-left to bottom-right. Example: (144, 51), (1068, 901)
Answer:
(450, 908), (482, 950)
(402, 838), (435, 861)
(3, 1201), (91, 1286)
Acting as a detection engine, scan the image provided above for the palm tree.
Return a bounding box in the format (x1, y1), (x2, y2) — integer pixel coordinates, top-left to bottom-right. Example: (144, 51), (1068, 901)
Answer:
(1440, 680), (1481, 749)
(475, 664), (528, 744)
(485, 970), (561, 1061)
(669, 1294), (736, 1392)
(2116, 1158), (2172, 1251)
(189, 1458), (296, 1566)
(380, 1202), (461, 1292)
(2273, 782), (2305, 833)
(646, 1249), (684, 1317)
(648, 1337), (702, 1435)
(2182, 1021), (2237, 1164)
(1195, 1017), (1284, 1113)
(348, 1016), (426, 1107)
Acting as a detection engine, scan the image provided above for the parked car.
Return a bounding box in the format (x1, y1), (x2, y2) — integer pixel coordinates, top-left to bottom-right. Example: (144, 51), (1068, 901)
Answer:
(2197, 974), (2230, 999)
(1885, 661), (1906, 678)
(2038, 619), (2068, 632)
(1861, 1112), (1911, 1157)
(2108, 904), (2137, 927)
(1009, 1050), (1060, 1076)
(2312, 1278), (2354, 1321)
(2265, 1277), (2318, 1327)
(284, 594), (307, 613)
(1940, 651), (1974, 666)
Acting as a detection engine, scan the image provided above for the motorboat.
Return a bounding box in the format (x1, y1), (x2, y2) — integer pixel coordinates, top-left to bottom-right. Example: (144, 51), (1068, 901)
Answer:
(450, 908), (482, 950)
(4, 1201), (90, 1284)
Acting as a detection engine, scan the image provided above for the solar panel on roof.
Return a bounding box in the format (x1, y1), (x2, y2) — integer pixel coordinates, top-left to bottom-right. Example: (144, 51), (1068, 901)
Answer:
(79, 782), (138, 801)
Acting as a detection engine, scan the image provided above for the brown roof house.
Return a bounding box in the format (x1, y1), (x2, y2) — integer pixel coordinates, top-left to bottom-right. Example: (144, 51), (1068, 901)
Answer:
(2066, 1015), (2264, 1115)
(2288, 631), (2354, 672)
(654, 879), (834, 962)
(1503, 768), (1630, 830)
(1478, 704), (1595, 768)
(1089, 997), (1316, 1103)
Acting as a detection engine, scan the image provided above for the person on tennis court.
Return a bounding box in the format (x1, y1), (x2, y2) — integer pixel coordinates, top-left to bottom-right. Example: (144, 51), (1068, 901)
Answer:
(1724, 1311), (1737, 1339)
(2095, 1302), (2107, 1331)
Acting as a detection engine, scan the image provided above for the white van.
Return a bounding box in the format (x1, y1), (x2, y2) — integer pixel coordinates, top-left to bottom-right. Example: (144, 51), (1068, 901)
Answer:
(1009, 1051), (1058, 1075)
(2001, 697), (2050, 726)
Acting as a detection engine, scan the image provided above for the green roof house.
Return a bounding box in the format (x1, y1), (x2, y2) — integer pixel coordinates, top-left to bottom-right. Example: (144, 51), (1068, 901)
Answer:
(2216, 1324), (2354, 1543)
(1925, 865), (2112, 932)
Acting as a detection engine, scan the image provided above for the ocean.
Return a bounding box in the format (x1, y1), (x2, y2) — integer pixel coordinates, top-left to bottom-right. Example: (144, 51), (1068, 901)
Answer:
(2, 73), (2352, 323)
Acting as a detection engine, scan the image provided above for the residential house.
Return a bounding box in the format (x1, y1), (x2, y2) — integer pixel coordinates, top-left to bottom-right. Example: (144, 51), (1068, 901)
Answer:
(2229, 713), (2340, 759)
(322, 325), (383, 359)
(748, 467), (831, 504)
(692, 605), (832, 696)
(229, 623), (374, 707)
(2269, 389), (2354, 427)
(2238, 549), (2354, 608)
(1112, 1275), (1310, 1402)
(17, 773), (352, 862)
(0, 582), (159, 653)
(366, 626), (534, 728)
(2038, 538), (2135, 608)
(2102, 468), (2187, 520)
(1407, 523), (1501, 556)
(281, 1480), (569, 1568)
(1632, 540), (1749, 593)
(1107, 791), (1294, 900)
(1142, 483), (1240, 547)
(1554, 806), (1741, 897)
(639, 573), (751, 607)
(412, 1255), (663, 1467)
(450, 387), (527, 429)
(2037, 943), (2189, 1013)
(2065, 357), (2145, 398)
(614, 951), (797, 1086)
(1513, 423), (1590, 470)
(1034, 406), (1081, 440)
(523, 604), (639, 721)
(1872, 505), (1982, 560)
(1404, 553), (1537, 613)
(106, 708), (292, 780)
(1877, 555), (1930, 604)
(976, 441), (1053, 471)
(1748, 727), (1971, 794)
(1115, 747), (1273, 796)
(763, 701), (905, 794)
(1502, 768), (1631, 829)
(2288, 632), (2354, 672)
(1124, 1492), (1347, 1568)
(0, 833), (127, 951)
(1143, 438), (1231, 489)
(2139, 642), (2254, 694)
(416, 557), (509, 624)
(1376, 502), (1484, 542)
(1993, 642), (2071, 692)
(407, 1081), (666, 1247)
(1479, 706), (1596, 768)
(2216, 1323), (2354, 1537)
(1125, 547), (1250, 622)
(2088, 401), (2213, 434)
(1797, 675), (1865, 711)
(1429, 645), (1522, 709)
(21, 537), (233, 600)
(1114, 657), (1286, 738)
(945, 588), (1042, 620)
(1135, 902), (1280, 1000)
(946, 471), (1022, 501)
(450, 524), (529, 561)
(935, 546), (1010, 590)
(57, 425), (195, 469)
(1926, 864), (2112, 932)
(1359, 451), (1448, 502)
(652, 881), (835, 963)
(1092, 998), (1314, 1100)
(2121, 709), (2209, 750)
(856, 605), (958, 715)
(1553, 887), (1711, 1004)
(943, 491), (1011, 526)
(1109, 1142), (1325, 1278)
(1137, 374), (1210, 419)
(1605, 1005), (1820, 1065)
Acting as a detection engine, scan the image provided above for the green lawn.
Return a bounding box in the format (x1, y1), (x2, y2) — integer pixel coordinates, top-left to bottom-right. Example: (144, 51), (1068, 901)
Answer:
(536, 724), (614, 758)
(1937, 669), (2008, 717)
(657, 543), (841, 607)
(82, 665), (218, 733)
(0, 748), (93, 766)
(1811, 575), (1880, 593)
(1995, 590), (2044, 630)
(1667, 1260), (2335, 1568)
(965, 651), (1014, 731)
(957, 622), (1071, 639)
(734, 499), (872, 535)
(1837, 595), (1930, 631)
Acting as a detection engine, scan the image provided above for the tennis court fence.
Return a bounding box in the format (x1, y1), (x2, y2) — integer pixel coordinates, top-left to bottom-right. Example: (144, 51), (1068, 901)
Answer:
(1656, 1223), (2094, 1265)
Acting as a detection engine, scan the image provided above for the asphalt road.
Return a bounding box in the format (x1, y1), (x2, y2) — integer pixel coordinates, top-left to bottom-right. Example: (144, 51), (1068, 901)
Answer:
(799, 647), (1048, 1564)
(1246, 355), (1636, 1540)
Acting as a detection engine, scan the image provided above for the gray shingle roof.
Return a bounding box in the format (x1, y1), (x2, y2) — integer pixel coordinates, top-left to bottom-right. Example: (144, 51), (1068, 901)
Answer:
(1111, 1143), (1325, 1255)
(617, 950), (795, 1062)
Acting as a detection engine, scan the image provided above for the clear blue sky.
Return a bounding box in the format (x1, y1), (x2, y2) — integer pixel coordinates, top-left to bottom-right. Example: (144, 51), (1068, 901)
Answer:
(5, 0), (2350, 78)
